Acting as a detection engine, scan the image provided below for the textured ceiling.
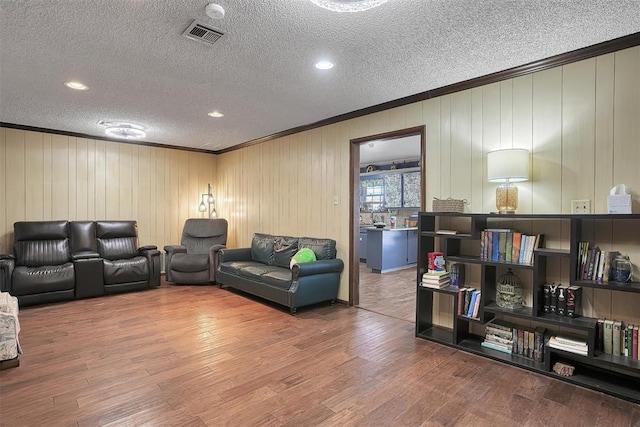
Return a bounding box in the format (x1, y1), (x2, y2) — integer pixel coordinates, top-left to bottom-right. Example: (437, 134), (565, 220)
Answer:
(1, 1), (639, 152)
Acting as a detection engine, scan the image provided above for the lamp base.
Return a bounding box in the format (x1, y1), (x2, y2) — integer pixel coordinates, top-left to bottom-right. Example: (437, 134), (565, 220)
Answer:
(495, 183), (518, 214)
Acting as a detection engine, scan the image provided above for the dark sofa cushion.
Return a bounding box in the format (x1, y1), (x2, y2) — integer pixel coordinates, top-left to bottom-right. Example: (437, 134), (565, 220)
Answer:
(251, 233), (275, 265)
(261, 269), (293, 290)
(239, 264), (282, 281)
(299, 237), (336, 260)
(274, 236), (298, 268)
(171, 253), (209, 272)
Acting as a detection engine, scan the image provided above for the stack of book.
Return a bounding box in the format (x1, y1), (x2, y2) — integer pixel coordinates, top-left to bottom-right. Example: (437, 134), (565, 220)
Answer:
(548, 335), (588, 356)
(420, 272), (450, 289)
(481, 319), (513, 354)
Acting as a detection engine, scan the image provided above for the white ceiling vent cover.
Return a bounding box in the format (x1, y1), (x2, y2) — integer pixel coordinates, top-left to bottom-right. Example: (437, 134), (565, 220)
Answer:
(182, 20), (224, 45)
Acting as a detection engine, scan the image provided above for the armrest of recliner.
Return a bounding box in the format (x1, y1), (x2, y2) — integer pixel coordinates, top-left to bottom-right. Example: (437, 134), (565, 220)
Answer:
(163, 245), (186, 283)
(72, 251), (100, 261)
(0, 257), (15, 293)
(139, 245), (158, 251)
(140, 248), (161, 288)
(292, 259), (344, 278)
(218, 247), (251, 263)
(163, 245), (187, 255)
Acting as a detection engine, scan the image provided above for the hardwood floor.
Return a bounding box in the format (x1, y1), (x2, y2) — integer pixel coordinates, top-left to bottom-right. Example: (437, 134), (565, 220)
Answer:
(357, 262), (416, 323)
(1, 281), (638, 426)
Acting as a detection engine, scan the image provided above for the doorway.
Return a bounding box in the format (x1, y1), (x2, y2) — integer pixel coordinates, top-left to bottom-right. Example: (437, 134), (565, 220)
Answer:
(349, 126), (425, 322)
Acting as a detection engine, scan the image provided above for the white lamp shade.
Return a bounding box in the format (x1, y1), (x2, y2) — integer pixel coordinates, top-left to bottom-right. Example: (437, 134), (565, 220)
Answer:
(487, 149), (529, 183)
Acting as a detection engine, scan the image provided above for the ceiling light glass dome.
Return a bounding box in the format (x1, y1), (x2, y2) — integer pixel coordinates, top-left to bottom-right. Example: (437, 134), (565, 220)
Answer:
(308, 0), (389, 13)
(104, 123), (146, 139)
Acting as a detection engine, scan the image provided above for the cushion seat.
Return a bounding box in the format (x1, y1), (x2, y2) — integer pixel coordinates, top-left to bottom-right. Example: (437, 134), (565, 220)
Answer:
(11, 263), (75, 295)
(261, 269), (293, 290)
(238, 264), (283, 281)
(103, 256), (149, 285)
(171, 253), (209, 272)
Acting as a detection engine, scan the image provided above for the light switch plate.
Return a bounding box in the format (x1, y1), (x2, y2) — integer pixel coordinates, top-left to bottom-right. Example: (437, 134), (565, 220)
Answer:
(571, 199), (591, 214)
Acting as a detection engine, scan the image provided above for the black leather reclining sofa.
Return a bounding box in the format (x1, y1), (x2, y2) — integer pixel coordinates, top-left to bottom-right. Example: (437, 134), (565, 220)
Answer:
(0, 220), (161, 306)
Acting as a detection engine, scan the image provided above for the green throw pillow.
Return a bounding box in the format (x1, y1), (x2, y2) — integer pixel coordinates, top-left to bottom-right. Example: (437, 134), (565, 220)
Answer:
(289, 247), (317, 269)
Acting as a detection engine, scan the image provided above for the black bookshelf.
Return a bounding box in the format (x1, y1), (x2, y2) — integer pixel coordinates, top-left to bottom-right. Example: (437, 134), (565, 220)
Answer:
(415, 212), (640, 404)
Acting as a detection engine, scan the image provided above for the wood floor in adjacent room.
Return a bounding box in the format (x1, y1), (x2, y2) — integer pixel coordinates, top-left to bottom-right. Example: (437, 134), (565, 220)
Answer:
(357, 262), (416, 323)
(1, 281), (638, 426)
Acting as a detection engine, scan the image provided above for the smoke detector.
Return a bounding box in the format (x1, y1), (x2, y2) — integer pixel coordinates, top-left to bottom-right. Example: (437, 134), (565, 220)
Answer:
(206, 3), (225, 19)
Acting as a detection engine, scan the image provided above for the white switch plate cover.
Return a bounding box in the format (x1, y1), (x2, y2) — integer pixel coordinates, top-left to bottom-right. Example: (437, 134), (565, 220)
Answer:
(571, 199), (591, 214)
(333, 196), (339, 206)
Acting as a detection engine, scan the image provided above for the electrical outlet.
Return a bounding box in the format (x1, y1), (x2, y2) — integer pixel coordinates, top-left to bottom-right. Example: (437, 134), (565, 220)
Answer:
(571, 199), (591, 214)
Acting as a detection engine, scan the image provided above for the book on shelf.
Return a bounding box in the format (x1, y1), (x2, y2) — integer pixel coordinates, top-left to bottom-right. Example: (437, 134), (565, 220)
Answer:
(481, 340), (512, 354)
(543, 284), (551, 313)
(480, 231), (487, 260)
(533, 327), (546, 362)
(633, 325), (638, 359)
(471, 293), (481, 318)
(436, 229), (458, 235)
(613, 321), (622, 356)
(511, 232), (522, 264)
(467, 291), (480, 317)
(421, 281), (450, 289)
(549, 284), (559, 314)
(586, 246), (600, 280)
(491, 232), (500, 262)
(505, 232), (513, 263)
(576, 242), (590, 280)
(498, 232), (507, 262)
(566, 286), (581, 318)
(625, 324), (632, 357)
(548, 336), (588, 356)
(556, 285), (568, 316)
(596, 319), (605, 352)
(603, 319), (614, 355)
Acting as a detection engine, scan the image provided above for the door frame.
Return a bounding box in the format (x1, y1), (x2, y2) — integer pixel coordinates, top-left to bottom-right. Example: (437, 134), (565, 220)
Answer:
(349, 125), (426, 306)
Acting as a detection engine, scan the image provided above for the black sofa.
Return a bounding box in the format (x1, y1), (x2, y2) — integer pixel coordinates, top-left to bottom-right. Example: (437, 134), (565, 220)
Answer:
(217, 233), (344, 313)
(0, 220), (160, 306)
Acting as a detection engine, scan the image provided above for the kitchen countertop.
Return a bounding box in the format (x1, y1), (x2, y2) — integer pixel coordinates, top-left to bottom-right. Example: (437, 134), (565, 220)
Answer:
(361, 226), (418, 231)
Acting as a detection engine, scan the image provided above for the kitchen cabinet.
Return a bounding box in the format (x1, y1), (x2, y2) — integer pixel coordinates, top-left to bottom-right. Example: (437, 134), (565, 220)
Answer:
(366, 227), (418, 273)
(359, 167), (420, 211)
(359, 228), (368, 262)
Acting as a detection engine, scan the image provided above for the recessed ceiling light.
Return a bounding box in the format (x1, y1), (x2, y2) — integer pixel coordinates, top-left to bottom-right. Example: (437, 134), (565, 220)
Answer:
(208, 111), (224, 118)
(64, 81), (89, 90)
(315, 60), (334, 70)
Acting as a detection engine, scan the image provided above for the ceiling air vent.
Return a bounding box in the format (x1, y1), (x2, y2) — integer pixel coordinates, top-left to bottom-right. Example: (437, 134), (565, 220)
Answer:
(182, 20), (224, 45)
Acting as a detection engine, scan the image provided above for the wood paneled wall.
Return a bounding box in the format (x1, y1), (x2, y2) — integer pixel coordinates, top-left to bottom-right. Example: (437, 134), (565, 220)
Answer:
(0, 129), (218, 258)
(1, 46), (638, 325)
(216, 46), (640, 325)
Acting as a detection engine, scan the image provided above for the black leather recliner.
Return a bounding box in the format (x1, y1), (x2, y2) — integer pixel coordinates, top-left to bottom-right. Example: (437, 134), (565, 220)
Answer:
(0, 221), (75, 306)
(164, 218), (228, 284)
(96, 221), (161, 293)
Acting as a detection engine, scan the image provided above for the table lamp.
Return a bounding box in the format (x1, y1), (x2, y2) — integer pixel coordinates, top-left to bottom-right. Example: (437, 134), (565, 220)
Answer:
(487, 148), (529, 214)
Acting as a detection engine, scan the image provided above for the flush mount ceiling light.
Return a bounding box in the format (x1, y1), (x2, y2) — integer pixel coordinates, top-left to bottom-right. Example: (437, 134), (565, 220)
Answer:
(315, 60), (334, 70)
(308, 0), (389, 12)
(98, 121), (146, 140)
(208, 111), (224, 118)
(64, 81), (89, 90)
